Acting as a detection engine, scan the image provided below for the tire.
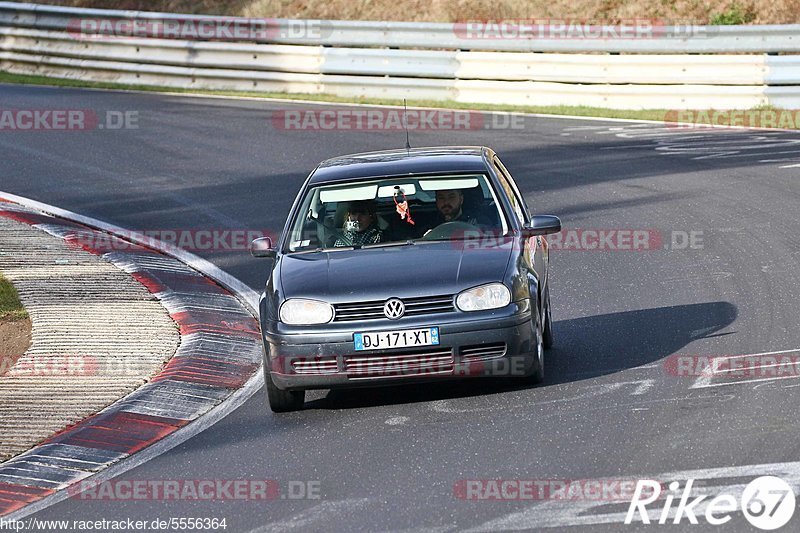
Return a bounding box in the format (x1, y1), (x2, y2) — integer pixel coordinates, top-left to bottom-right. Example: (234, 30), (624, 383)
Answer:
(265, 365), (305, 413)
(525, 314), (545, 385)
(542, 288), (554, 350)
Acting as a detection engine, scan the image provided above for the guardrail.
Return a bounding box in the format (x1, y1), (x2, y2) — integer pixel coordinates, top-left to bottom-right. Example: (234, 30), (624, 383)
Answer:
(1, 2), (799, 109)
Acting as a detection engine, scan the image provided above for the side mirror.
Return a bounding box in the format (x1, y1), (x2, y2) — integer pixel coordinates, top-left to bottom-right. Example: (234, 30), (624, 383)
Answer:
(523, 215), (562, 237)
(250, 237), (277, 259)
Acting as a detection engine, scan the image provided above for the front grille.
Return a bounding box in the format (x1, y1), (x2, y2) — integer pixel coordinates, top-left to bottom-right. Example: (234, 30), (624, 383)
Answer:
(344, 348), (454, 379)
(292, 357), (338, 374)
(333, 295), (455, 322)
(460, 342), (507, 361)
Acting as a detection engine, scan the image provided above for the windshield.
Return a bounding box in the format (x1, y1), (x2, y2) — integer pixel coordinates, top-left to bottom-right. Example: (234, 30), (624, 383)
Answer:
(285, 174), (508, 253)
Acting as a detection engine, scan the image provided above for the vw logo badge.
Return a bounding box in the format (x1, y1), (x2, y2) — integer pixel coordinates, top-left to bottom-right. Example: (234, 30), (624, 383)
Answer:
(384, 298), (405, 320)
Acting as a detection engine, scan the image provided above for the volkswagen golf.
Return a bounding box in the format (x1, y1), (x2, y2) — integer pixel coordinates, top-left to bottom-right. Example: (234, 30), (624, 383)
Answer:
(251, 146), (561, 412)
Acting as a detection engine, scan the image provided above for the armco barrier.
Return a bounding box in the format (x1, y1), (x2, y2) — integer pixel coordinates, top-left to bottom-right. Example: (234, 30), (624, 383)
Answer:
(2, 2), (800, 53)
(0, 2), (799, 109)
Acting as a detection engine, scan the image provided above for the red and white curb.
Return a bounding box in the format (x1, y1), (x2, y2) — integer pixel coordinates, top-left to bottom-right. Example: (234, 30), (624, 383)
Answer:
(0, 193), (264, 518)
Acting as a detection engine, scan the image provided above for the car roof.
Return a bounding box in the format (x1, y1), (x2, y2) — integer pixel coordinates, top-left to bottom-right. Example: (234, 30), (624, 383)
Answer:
(308, 146), (493, 185)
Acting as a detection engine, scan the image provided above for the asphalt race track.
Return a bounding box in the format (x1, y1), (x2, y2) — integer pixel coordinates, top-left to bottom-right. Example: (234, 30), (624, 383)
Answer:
(3, 83), (800, 531)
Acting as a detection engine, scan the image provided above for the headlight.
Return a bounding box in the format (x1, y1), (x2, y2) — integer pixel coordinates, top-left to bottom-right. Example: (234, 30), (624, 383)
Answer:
(279, 298), (334, 325)
(456, 283), (511, 312)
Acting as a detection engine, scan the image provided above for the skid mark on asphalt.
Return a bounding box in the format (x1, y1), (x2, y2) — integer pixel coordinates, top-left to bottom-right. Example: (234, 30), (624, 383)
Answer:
(660, 141), (800, 161)
(431, 390), (736, 423)
(381, 526), (458, 533)
(462, 461), (800, 530)
(429, 379), (656, 414)
(630, 380), (654, 395)
(659, 272), (734, 284)
(759, 154), (800, 167)
(721, 149), (800, 159)
(563, 124), (655, 132)
(248, 498), (373, 532)
(563, 124), (800, 166)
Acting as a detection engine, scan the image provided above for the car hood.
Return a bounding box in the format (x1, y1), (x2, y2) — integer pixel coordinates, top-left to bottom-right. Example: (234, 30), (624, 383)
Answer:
(279, 241), (513, 302)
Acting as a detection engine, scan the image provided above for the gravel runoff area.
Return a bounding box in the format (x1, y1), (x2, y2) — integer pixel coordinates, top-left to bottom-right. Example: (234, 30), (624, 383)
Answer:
(0, 214), (180, 462)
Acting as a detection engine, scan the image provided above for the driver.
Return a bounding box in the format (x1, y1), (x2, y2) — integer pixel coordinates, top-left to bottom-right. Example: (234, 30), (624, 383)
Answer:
(334, 200), (384, 247)
(434, 189), (480, 225)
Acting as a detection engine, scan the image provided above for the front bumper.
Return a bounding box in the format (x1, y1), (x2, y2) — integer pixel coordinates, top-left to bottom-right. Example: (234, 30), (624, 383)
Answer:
(264, 311), (537, 390)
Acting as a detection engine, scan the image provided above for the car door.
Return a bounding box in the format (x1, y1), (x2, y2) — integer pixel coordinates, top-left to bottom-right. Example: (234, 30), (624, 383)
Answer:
(492, 156), (549, 309)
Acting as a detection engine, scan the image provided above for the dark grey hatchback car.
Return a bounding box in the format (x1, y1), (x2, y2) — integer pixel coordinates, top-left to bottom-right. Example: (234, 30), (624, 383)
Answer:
(251, 146), (561, 412)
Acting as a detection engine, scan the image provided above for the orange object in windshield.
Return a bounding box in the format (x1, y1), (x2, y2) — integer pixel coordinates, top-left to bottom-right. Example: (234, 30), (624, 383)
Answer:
(394, 190), (415, 225)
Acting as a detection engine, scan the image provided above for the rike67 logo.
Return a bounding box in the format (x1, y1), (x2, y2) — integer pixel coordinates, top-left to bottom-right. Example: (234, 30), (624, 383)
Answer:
(626, 476), (796, 530)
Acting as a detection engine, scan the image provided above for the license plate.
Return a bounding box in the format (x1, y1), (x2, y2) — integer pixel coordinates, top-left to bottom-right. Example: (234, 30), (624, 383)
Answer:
(354, 327), (440, 351)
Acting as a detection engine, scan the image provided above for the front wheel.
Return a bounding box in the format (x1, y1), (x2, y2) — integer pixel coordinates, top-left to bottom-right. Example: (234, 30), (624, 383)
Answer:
(542, 289), (554, 350)
(265, 365), (305, 413)
(524, 315), (545, 384)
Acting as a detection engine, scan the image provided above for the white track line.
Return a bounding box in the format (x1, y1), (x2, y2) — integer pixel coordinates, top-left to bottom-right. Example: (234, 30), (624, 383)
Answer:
(690, 348), (800, 389)
(692, 374), (800, 389)
(0, 190), (265, 522)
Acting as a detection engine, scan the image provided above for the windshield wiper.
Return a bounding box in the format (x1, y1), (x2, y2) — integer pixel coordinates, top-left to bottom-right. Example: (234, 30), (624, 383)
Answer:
(290, 239), (440, 253)
(361, 240), (416, 250)
(288, 246), (354, 255)
(412, 237), (453, 243)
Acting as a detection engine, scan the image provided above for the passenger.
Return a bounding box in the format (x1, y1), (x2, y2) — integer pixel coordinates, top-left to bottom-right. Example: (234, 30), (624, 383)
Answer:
(334, 200), (384, 247)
